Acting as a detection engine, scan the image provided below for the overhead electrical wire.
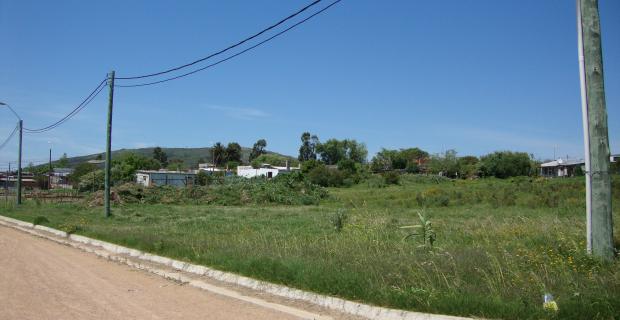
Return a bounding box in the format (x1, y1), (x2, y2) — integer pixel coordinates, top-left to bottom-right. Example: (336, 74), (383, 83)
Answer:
(0, 123), (19, 152)
(116, 0), (342, 88)
(24, 78), (107, 134)
(116, 0), (324, 80)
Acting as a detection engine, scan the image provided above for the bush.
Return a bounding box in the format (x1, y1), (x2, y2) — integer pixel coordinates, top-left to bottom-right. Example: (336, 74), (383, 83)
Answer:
(96, 176), (328, 206)
(78, 170), (105, 192)
(330, 209), (348, 232)
(416, 188), (450, 207)
(478, 151), (532, 178)
(383, 171), (400, 185)
(307, 165), (346, 187)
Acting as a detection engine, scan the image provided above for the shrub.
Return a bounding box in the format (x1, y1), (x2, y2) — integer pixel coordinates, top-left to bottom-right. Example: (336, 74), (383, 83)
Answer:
(330, 209), (348, 232)
(307, 165), (346, 187)
(418, 187), (450, 207)
(97, 177), (328, 206)
(78, 170), (105, 192)
(383, 171), (400, 185)
(478, 151), (532, 178)
(195, 171), (209, 186)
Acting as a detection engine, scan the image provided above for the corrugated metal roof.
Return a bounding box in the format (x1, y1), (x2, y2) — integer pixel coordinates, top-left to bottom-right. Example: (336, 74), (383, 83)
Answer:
(540, 158), (584, 167)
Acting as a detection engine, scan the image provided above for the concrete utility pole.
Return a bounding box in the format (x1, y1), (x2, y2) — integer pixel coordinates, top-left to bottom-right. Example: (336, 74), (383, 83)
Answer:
(577, 0), (614, 260)
(104, 71), (115, 218)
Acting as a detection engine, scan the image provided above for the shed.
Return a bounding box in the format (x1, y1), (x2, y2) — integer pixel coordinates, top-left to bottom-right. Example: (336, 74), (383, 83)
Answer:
(136, 170), (196, 187)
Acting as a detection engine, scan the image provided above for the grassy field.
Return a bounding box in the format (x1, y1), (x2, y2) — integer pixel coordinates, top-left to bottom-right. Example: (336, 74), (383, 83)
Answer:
(2, 175), (619, 319)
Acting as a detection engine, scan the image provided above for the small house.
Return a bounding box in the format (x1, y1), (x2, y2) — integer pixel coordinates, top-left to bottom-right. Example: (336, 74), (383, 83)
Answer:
(50, 168), (74, 189)
(0, 172), (37, 190)
(540, 158), (584, 178)
(136, 170), (196, 187)
(237, 163), (300, 179)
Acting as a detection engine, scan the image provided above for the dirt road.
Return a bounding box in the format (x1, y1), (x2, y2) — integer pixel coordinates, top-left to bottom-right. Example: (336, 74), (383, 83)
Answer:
(0, 225), (306, 320)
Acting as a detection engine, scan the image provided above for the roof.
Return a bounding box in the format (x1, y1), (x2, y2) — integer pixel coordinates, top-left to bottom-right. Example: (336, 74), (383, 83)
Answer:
(540, 158), (584, 167)
(136, 170), (196, 175)
(53, 168), (74, 174)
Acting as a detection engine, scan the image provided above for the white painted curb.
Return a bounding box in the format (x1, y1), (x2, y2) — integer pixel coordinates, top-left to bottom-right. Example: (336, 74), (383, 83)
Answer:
(0, 214), (473, 320)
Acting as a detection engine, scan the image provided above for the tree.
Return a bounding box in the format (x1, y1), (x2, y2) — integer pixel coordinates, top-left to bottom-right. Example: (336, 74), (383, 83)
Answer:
(427, 150), (459, 178)
(298, 132), (319, 161)
(316, 139), (367, 165)
(111, 152), (161, 184)
(153, 147), (168, 167)
(78, 170), (105, 192)
(166, 159), (185, 171)
(249, 139), (267, 161)
(57, 153), (69, 167)
(478, 151), (532, 178)
(457, 155), (479, 178)
(371, 147), (429, 172)
(346, 140), (368, 164)
(68, 162), (97, 187)
(371, 149), (395, 172)
(212, 142), (226, 166)
(225, 142), (242, 164)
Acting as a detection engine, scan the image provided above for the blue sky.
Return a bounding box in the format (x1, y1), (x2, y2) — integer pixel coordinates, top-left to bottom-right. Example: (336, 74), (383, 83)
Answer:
(1, 0), (618, 168)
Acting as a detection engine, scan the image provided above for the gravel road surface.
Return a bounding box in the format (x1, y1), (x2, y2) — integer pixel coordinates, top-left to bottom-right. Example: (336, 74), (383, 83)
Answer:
(0, 225), (305, 320)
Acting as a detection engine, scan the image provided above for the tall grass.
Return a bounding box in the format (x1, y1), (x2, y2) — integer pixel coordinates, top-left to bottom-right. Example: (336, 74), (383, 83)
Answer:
(2, 175), (619, 319)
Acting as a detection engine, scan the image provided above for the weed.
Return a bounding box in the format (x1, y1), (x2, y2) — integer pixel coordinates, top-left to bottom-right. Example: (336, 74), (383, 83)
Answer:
(330, 209), (348, 232)
(401, 211), (436, 248)
(32, 216), (49, 225)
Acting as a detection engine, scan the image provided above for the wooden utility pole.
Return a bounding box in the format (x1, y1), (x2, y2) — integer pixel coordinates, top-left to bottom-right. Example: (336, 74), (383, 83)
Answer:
(577, 0), (614, 260)
(17, 120), (22, 205)
(104, 71), (115, 218)
(48, 147), (52, 190)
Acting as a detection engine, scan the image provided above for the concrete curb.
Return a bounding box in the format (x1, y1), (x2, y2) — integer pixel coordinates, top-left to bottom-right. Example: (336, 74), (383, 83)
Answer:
(0, 214), (473, 320)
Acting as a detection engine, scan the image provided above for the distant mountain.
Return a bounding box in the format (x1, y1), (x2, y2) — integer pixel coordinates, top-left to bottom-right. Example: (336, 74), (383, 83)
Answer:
(51, 147), (295, 169)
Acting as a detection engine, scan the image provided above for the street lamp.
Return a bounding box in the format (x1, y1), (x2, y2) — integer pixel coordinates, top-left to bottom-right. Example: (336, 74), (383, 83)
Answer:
(0, 102), (23, 205)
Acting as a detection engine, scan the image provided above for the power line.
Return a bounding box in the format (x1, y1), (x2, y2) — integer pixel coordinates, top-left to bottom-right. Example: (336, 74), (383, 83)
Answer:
(116, 0), (342, 88)
(24, 78), (107, 134)
(0, 123), (19, 152)
(116, 0), (323, 80)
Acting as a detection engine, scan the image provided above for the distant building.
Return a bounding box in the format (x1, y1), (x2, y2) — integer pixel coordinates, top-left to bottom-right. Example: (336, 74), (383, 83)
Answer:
(50, 168), (74, 189)
(198, 163), (225, 173)
(540, 155), (619, 178)
(0, 172), (37, 190)
(237, 163), (300, 179)
(136, 170), (196, 187)
(540, 159), (584, 178)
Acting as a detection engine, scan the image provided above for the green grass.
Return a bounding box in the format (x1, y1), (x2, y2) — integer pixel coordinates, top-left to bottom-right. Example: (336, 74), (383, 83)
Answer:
(2, 175), (619, 319)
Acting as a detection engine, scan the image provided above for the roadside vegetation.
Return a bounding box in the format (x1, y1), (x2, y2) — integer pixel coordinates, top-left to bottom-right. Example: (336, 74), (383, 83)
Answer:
(7, 133), (620, 319)
(3, 175), (619, 320)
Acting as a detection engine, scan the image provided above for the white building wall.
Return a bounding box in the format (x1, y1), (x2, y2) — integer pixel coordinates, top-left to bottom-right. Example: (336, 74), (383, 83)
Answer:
(237, 166), (281, 178)
(136, 173), (150, 187)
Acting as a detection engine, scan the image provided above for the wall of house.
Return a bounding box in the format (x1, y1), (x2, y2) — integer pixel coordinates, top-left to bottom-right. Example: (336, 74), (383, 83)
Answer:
(148, 172), (196, 187)
(237, 166), (280, 178)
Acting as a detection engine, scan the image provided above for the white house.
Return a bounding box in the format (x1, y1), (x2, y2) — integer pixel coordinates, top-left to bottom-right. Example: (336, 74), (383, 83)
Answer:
(198, 163), (225, 173)
(540, 155), (619, 178)
(237, 163), (300, 179)
(540, 158), (584, 177)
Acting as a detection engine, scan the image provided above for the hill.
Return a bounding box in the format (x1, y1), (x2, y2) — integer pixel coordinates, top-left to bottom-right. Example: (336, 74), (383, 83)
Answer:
(52, 147), (295, 169)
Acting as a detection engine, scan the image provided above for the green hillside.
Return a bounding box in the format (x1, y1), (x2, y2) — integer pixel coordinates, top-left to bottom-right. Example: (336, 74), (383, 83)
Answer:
(53, 147), (294, 169)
